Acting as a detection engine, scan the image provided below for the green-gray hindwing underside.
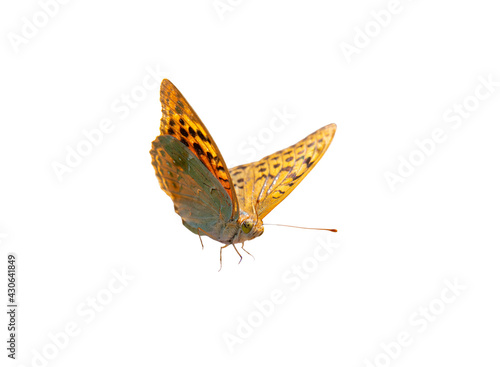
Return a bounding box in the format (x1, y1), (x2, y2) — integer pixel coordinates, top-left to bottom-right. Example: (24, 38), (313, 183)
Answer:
(150, 135), (235, 236)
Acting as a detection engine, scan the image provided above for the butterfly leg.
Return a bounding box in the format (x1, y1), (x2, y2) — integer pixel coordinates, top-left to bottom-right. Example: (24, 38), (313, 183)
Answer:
(197, 228), (207, 250)
(232, 244), (243, 264)
(219, 244), (231, 272)
(241, 242), (255, 260)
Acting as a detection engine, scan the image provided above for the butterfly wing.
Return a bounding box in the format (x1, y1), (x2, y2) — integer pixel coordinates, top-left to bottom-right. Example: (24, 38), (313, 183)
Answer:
(158, 79), (239, 219)
(229, 124), (336, 219)
(151, 135), (234, 237)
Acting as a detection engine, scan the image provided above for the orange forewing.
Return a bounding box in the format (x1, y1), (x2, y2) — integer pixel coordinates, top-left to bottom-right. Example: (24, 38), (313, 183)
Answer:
(159, 79), (238, 218)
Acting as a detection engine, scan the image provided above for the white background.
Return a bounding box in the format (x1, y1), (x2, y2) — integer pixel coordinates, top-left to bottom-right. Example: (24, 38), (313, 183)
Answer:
(1, 0), (499, 366)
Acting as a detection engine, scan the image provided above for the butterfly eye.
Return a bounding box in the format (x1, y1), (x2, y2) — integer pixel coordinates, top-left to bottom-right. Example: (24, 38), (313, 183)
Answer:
(241, 220), (253, 234)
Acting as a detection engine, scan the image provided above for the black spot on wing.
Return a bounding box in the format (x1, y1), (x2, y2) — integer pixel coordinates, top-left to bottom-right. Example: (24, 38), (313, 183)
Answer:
(193, 143), (204, 156)
(196, 129), (210, 143)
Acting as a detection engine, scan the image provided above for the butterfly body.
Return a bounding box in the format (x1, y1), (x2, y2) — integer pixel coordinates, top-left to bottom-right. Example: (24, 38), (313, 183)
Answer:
(150, 79), (336, 256)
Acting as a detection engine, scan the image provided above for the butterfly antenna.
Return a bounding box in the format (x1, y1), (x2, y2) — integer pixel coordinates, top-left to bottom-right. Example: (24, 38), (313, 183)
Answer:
(264, 224), (337, 232)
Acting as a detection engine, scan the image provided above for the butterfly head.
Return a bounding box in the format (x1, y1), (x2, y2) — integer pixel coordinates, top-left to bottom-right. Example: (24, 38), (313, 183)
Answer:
(237, 213), (264, 242)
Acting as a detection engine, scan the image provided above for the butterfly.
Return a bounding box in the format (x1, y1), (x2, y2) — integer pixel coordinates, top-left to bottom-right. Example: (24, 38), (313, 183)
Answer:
(150, 79), (337, 267)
